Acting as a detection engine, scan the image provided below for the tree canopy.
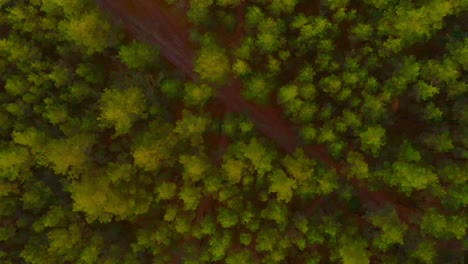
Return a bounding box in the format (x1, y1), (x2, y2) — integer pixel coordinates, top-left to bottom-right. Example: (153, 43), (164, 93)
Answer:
(0, 0), (466, 263)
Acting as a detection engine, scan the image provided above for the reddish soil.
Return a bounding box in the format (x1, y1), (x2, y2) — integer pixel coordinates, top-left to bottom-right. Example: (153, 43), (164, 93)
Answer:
(96, 0), (419, 234)
(96, 0), (196, 79)
(95, 0), (303, 153)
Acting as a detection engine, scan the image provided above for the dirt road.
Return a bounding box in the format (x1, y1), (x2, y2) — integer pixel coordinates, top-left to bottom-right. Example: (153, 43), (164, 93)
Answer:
(95, 0), (418, 226)
(95, 0), (306, 153)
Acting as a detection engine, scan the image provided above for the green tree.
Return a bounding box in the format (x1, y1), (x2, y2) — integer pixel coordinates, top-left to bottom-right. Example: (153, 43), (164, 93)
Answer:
(300, 125), (317, 143)
(410, 239), (437, 264)
(21, 181), (53, 212)
(269, 0), (299, 15)
(415, 81), (440, 101)
(268, 169), (296, 203)
(368, 208), (408, 250)
(345, 152), (369, 180)
(4, 75), (28, 96)
(351, 23), (373, 41)
(70, 165), (152, 222)
(42, 99), (69, 125)
(314, 167), (339, 195)
(209, 230), (232, 261)
(132, 123), (178, 172)
(240, 138), (276, 177)
(48, 64), (72, 88)
(160, 79), (183, 99)
(282, 149), (315, 183)
(398, 140), (421, 162)
(222, 158), (244, 184)
(420, 208), (466, 240)
(98, 87), (147, 135)
(60, 10), (115, 55)
(359, 125), (386, 156)
(225, 250), (256, 264)
(385, 162), (439, 195)
(75, 63), (104, 85)
(232, 59), (252, 77)
(437, 162), (468, 210)
(174, 111), (211, 146)
(242, 74), (273, 105)
(41, 134), (95, 178)
(278, 84), (298, 104)
(217, 207), (238, 228)
(180, 154), (210, 183)
(179, 185), (202, 211)
(0, 145), (31, 181)
(245, 6), (264, 28)
(338, 234), (370, 264)
(156, 182), (177, 201)
(183, 82), (213, 107)
(256, 17), (284, 54)
(46, 224), (82, 261)
(118, 41), (159, 69)
(187, 0), (214, 24)
(194, 38), (230, 85)
(260, 200), (288, 228)
(320, 74), (342, 97)
(424, 130), (454, 152)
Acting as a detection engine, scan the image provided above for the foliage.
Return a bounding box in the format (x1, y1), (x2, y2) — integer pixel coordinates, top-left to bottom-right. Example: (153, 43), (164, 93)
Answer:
(0, 0), (466, 263)
(194, 37), (230, 85)
(98, 87), (147, 135)
(59, 9), (115, 55)
(368, 208), (408, 250)
(118, 41), (159, 69)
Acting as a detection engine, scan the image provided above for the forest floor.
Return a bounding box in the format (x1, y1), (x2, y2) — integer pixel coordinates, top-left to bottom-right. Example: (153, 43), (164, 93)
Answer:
(95, 0), (418, 223)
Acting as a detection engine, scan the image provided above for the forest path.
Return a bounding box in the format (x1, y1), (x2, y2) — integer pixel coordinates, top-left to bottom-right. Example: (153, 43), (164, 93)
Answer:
(95, 0), (329, 165)
(95, 0), (418, 221)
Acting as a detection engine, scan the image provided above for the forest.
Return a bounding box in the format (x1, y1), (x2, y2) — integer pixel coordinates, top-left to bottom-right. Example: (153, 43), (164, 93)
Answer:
(0, 0), (467, 263)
